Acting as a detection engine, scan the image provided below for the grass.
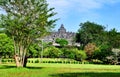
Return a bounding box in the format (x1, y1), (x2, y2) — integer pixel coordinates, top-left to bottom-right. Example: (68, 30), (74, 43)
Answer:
(0, 63), (120, 77)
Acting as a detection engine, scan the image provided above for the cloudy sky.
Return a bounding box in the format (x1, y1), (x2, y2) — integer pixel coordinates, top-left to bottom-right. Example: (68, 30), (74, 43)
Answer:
(47, 0), (120, 32)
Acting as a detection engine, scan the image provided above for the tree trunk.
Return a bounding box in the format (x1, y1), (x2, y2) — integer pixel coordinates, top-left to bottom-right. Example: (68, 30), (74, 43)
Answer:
(23, 56), (27, 67)
(14, 54), (28, 67)
(14, 54), (22, 67)
(0, 57), (2, 64)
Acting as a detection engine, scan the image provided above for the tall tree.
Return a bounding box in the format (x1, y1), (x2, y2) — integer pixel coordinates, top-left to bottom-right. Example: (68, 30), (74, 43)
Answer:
(108, 29), (120, 48)
(0, 0), (57, 67)
(76, 21), (106, 48)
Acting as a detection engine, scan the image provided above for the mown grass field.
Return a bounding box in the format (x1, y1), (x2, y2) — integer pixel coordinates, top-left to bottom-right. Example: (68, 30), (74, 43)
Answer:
(0, 63), (120, 77)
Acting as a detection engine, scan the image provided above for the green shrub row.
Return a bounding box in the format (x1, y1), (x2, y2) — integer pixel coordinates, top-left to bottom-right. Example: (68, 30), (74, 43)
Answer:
(1, 58), (103, 64)
(1, 59), (15, 63)
(27, 59), (93, 64)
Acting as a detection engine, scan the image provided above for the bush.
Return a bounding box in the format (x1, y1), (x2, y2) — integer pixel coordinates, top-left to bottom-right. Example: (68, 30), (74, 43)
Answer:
(84, 43), (97, 59)
(35, 60), (39, 63)
(43, 46), (62, 58)
(61, 48), (87, 61)
(92, 59), (103, 64)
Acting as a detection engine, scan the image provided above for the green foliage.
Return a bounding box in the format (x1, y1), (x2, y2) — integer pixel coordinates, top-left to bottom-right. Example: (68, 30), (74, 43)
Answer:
(43, 46), (62, 58)
(76, 21), (106, 47)
(76, 50), (87, 61)
(61, 47), (87, 61)
(84, 43), (97, 59)
(55, 38), (68, 47)
(0, 33), (14, 58)
(28, 43), (41, 58)
(93, 44), (112, 61)
(107, 29), (120, 48)
(0, 0), (57, 67)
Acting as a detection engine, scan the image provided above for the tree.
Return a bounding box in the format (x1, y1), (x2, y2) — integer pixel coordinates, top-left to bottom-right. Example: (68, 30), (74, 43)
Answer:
(107, 29), (120, 48)
(0, 0), (57, 67)
(0, 33), (14, 60)
(76, 21), (106, 48)
(55, 38), (68, 47)
(84, 43), (97, 59)
(28, 43), (41, 58)
(93, 44), (112, 62)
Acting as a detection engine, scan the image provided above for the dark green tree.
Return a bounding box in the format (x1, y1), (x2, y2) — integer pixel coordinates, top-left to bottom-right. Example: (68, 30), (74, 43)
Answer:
(108, 29), (120, 48)
(0, 0), (57, 67)
(76, 21), (106, 48)
(93, 44), (112, 62)
(0, 33), (14, 60)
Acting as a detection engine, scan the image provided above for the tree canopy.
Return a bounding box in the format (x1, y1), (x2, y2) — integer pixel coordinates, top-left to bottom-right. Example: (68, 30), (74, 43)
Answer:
(0, 0), (57, 67)
(76, 21), (106, 47)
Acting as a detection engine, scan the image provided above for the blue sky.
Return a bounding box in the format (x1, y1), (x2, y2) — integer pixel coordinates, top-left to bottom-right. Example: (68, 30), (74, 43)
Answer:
(47, 0), (120, 32)
(0, 0), (120, 32)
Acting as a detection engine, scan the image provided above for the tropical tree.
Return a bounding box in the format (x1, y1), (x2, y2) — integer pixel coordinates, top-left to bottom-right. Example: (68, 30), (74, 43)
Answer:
(84, 43), (97, 59)
(108, 29), (120, 48)
(0, 0), (57, 67)
(0, 33), (14, 61)
(93, 44), (112, 62)
(76, 21), (106, 48)
(28, 43), (41, 58)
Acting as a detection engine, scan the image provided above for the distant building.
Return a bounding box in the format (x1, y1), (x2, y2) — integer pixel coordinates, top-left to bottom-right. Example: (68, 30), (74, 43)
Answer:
(43, 24), (77, 46)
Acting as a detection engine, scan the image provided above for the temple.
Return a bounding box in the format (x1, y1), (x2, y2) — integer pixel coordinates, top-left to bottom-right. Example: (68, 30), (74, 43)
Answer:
(43, 24), (76, 45)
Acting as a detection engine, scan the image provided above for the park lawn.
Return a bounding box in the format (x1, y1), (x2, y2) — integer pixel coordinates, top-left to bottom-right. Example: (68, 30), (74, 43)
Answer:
(0, 63), (120, 77)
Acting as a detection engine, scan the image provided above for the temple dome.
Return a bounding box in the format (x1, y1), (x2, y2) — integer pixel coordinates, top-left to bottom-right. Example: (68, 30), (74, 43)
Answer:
(58, 24), (66, 33)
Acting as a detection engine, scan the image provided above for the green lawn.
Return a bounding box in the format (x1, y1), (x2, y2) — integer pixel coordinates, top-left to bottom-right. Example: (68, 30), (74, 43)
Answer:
(0, 63), (120, 77)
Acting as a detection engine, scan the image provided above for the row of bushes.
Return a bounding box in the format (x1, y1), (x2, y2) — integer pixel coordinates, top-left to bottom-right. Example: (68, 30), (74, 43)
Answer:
(1, 59), (15, 63)
(27, 59), (86, 64)
(1, 59), (90, 64)
(1, 58), (103, 64)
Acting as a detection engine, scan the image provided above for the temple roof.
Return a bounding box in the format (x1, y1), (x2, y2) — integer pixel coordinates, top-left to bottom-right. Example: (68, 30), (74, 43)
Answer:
(58, 24), (66, 33)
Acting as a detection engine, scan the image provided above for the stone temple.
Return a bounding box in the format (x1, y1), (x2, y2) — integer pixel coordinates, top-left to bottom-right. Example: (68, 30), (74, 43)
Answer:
(43, 24), (76, 46)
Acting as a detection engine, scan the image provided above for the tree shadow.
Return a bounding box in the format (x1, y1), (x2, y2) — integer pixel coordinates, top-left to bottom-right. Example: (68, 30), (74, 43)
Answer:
(0, 64), (43, 69)
(0, 65), (16, 69)
(50, 72), (120, 77)
(26, 66), (43, 69)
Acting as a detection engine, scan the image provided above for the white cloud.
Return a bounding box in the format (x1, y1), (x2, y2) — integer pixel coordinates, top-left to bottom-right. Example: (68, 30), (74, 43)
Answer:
(47, 0), (120, 13)
(47, 0), (120, 21)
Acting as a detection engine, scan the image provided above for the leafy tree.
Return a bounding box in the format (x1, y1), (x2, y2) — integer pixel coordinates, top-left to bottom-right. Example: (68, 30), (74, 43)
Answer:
(0, 33), (14, 59)
(0, 0), (57, 67)
(76, 21), (105, 48)
(84, 43), (97, 59)
(93, 44), (112, 62)
(55, 38), (68, 47)
(28, 43), (41, 58)
(108, 29), (120, 48)
(43, 46), (62, 58)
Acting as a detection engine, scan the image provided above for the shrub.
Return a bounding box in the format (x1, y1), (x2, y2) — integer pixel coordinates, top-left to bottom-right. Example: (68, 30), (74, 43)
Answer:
(61, 48), (87, 61)
(43, 46), (62, 58)
(84, 43), (97, 59)
(35, 60), (39, 63)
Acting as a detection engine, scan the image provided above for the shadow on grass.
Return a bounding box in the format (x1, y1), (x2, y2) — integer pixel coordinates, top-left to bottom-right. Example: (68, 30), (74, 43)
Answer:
(0, 65), (16, 69)
(0, 64), (43, 69)
(26, 66), (43, 69)
(51, 72), (120, 77)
